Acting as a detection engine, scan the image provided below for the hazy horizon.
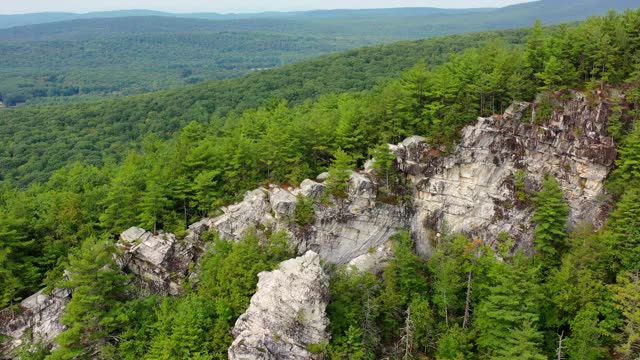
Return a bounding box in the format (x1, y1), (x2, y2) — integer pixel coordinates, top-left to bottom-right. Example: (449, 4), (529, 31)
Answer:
(0, 0), (536, 15)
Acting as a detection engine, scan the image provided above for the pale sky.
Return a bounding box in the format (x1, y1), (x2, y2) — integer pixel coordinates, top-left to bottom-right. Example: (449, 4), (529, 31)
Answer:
(0, 0), (536, 15)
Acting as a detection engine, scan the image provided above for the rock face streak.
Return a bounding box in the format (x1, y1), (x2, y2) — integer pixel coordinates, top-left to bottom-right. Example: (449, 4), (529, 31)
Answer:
(228, 251), (329, 360)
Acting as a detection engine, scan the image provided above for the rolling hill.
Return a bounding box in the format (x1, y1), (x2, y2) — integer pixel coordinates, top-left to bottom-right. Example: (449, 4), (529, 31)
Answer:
(0, 0), (638, 106)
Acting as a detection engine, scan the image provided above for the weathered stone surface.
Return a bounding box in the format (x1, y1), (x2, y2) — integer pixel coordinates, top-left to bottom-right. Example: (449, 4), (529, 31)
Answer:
(202, 172), (410, 264)
(116, 227), (202, 295)
(295, 179), (326, 201)
(396, 93), (616, 256)
(316, 172), (330, 182)
(213, 189), (275, 241)
(269, 188), (297, 221)
(347, 241), (394, 273)
(157, 93), (615, 265)
(228, 251), (329, 360)
(0, 288), (70, 357)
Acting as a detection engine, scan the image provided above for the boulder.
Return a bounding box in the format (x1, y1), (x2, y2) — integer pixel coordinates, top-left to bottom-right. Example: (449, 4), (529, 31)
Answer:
(116, 227), (196, 295)
(228, 251), (329, 360)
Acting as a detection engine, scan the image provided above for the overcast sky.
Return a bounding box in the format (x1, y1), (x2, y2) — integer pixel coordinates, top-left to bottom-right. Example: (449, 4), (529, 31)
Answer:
(0, 0), (536, 15)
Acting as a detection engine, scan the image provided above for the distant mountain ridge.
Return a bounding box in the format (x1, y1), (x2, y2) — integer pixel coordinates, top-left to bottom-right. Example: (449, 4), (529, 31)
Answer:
(2, 0), (639, 30)
(0, 0), (639, 107)
(0, 7), (493, 29)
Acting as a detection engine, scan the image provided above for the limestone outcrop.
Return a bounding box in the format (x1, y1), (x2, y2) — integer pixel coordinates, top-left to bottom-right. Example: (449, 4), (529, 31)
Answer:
(396, 94), (616, 255)
(197, 173), (410, 264)
(0, 288), (70, 358)
(228, 251), (329, 360)
(116, 225), (206, 295)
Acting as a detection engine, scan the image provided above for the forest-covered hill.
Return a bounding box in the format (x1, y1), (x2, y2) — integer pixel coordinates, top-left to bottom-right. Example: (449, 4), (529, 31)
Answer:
(0, 9), (640, 359)
(0, 28), (529, 185)
(1, 0), (638, 106)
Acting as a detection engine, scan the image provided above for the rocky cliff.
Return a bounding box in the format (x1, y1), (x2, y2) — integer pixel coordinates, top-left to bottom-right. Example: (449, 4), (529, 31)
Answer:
(0, 92), (619, 358)
(228, 251), (329, 360)
(400, 94), (615, 255)
(197, 92), (616, 259)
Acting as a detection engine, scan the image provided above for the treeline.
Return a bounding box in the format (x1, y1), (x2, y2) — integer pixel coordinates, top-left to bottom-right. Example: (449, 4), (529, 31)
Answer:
(1, 9), (640, 359)
(0, 27), (529, 185)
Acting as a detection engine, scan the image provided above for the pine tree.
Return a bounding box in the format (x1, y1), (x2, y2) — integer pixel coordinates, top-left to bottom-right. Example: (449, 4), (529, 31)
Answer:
(532, 176), (569, 268)
(609, 124), (640, 195)
(565, 304), (606, 360)
(493, 321), (547, 360)
(326, 148), (355, 198)
(606, 188), (640, 270)
(429, 234), (468, 329)
(435, 324), (471, 360)
(536, 56), (565, 90)
(51, 239), (131, 359)
(611, 270), (640, 358)
(475, 254), (543, 357)
(526, 20), (547, 81)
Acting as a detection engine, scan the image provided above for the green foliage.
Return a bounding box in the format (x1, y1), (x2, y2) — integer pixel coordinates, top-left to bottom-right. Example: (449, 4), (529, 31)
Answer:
(146, 295), (217, 359)
(565, 304), (607, 360)
(435, 324), (472, 360)
(329, 325), (367, 360)
(493, 320), (546, 360)
(326, 267), (380, 358)
(532, 176), (569, 267)
(50, 239), (131, 359)
(609, 123), (640, 196)
(611, 270), (640, 358)
(294, 194), (315, 226)
(429, 234), (469, 329)
(606, 188), (640, 270)
(326, 148), (355, 198)
(475, 253), (543, 357)
(515, 169), (528, 203)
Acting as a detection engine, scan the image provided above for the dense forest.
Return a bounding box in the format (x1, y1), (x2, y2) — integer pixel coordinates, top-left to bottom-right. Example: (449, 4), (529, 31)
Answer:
(1, 8), (640, 359)
(0, 27), (529, 185)
(0, 0), (637, 106)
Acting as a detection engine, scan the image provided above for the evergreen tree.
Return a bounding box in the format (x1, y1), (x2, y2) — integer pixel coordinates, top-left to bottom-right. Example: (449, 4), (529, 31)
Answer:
(51, 239), (131, 359)
(435, 324), (471, 360)
(610, 124), (640, 195)
(532, 176), (569, 268)
(525, 20), (547, 81)
(606, 189), (640, 270)
(611, 271), (640, 358)
(565, 304), (607, 360)
(475, 253), (543, 357)
(536, 56), (565, 90)
(429, 234), (468, 329)
(493, 321), (546, 360)
(326, 148), (355, 197)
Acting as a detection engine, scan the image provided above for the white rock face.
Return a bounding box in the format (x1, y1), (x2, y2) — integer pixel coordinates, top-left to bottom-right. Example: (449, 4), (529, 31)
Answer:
(0, 288), (70, 356)
(347, 241), (394, 273)
(116, 226), (204, 295)
(228, 251), (329, 360)
(201, 174), (410, 264)
(396, 94), (616, 256)
(213, 189), (275, 240)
